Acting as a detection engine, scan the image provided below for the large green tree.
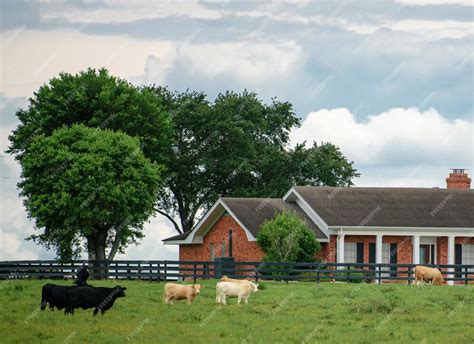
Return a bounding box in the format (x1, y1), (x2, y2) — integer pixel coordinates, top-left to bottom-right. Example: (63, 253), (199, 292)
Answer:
(153, 87), (359, 234)
(19, 125), (161, 261)
(8, 68), (171, 164)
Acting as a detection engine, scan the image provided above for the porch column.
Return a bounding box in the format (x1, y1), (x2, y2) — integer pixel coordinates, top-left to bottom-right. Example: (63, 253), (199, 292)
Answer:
(412, 235), (420, 264)
(337, 234), (345, 264)
(447, 236), (455, 286)
(376, 235), (383, 284)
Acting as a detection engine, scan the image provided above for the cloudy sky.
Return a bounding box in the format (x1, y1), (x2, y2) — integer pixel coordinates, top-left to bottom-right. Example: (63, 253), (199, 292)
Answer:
(1, 0), (473, 261)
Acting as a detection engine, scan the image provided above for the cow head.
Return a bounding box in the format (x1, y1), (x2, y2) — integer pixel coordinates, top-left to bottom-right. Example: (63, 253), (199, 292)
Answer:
(193, 284), (204, 295)
(114, 286), (127, 297)
(251, 283), (259, 293)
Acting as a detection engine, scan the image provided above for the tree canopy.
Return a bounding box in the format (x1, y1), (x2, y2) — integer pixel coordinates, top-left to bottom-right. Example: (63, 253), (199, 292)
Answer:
(8, 68), (171, 164)
(257, 212), (321, 262)
(8, 68), (359, 259)
(153, 87), (359, 234)
(19, 125), (161, 261)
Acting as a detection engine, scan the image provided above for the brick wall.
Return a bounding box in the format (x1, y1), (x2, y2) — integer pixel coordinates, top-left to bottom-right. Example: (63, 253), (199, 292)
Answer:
(179, 214), (264, 262)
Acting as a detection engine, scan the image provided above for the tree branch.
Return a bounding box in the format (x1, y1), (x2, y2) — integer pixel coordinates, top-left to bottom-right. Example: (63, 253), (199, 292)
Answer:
(107, 230), (122, 261)
(155, 208), (183, 234)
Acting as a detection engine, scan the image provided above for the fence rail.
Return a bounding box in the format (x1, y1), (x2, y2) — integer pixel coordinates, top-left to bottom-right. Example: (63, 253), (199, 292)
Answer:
(0, 260), (473, 285)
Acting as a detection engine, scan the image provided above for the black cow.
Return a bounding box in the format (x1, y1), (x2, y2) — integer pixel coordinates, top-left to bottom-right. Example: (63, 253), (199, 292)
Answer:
(73, 267), (90, 286)
(65, 285), (126, 315)
(40, 284), (84, 312)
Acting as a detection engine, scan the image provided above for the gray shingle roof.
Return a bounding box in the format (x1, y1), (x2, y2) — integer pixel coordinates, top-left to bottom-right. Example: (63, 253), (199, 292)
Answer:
(220, 197), (327, 239)
(163, 186), (474, 242)
(162, 231), (192, 242)
(294, 186), (474, 228)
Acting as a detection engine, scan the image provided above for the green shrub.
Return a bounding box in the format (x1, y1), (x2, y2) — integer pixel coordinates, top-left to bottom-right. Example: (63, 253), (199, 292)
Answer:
(257, 212), (321, 263)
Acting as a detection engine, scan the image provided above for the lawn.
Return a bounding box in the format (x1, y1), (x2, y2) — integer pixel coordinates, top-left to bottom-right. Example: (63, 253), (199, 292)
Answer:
(0, 279), (472, 343)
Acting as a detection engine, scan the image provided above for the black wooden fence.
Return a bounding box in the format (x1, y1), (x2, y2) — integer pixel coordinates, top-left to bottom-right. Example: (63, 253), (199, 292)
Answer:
(0, 260), (473, 285)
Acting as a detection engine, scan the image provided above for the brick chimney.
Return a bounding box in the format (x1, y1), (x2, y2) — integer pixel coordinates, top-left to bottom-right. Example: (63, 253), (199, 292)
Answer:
(446, 169), (471, 189)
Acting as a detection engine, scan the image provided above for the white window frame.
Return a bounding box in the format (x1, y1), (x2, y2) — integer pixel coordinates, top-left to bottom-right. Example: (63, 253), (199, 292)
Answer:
(344, 242), (357, 263)
(462, 244), (474, 272)
(210, 243), (215, 261)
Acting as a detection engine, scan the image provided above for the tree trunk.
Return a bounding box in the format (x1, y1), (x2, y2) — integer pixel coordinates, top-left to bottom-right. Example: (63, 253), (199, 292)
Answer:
(107, 229), (122, 261)
(87, 232), (107, 279)
(180, 218), (194, 234)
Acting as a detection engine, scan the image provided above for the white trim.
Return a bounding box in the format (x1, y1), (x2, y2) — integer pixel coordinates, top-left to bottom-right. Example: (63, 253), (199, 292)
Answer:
(283, 187), (330, 239)
(331, 230), (472, 237)
(376, 235), (383, 264)
(163, 198), (257, 245)
(447, 236), (455, 286)
(413, 235), (420, 264)
(337, 234), (345, 264)
(330, 226), (474, 234)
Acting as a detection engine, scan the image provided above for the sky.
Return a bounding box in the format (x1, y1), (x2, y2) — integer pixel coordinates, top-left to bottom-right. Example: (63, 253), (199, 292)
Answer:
(0, 0), (473, 261)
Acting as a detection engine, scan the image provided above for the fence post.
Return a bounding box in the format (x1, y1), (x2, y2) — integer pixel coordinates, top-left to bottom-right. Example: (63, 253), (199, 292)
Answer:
(193, 263), (197, 284)
(255, 264), (259, 283)
(465, 267), (468, 286)
(316, 263), (320, 284)
(164, 261), (167, 282)
(156, 262), (160, 282)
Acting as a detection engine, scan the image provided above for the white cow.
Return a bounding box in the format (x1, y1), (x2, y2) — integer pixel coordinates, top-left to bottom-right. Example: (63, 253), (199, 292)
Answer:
(216, 281), (258, 305)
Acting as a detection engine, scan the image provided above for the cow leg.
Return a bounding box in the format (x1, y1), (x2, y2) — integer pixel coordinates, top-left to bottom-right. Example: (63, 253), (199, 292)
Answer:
(237, 295), (242, 305)
(93, 308), (99, 316)
(101, 310), (105, 315)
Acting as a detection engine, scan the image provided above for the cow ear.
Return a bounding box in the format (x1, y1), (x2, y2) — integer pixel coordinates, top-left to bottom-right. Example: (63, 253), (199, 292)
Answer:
(122, 287), (127, 291)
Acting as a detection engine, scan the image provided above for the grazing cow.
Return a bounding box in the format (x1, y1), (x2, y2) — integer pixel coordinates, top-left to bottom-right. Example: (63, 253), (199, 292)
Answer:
(414, 265), (444, 286)
(220, 276), (258, 289)
(73, 267), (90, 286)
(163, 283), (204, 305)
(216, 281), (258, 305)
(41, 284), (81, 312)
(65, 285), (126, 315)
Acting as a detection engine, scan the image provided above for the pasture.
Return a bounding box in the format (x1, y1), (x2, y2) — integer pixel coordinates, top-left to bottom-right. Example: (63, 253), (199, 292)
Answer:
(0, 279), (473, 343)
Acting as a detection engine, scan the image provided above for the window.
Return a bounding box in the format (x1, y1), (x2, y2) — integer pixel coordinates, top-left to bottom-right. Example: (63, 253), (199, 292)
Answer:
(344, 243), (357, 263)
(210, 243), (215, 261)
(462, 244), (474, 272)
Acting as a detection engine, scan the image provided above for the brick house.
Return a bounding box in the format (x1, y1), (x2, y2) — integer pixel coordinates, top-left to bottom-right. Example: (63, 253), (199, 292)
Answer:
(163, 170), (473, 284)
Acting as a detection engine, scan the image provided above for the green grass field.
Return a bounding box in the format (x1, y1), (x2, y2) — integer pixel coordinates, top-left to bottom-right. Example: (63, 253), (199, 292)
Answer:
(0, 279), (473, 343)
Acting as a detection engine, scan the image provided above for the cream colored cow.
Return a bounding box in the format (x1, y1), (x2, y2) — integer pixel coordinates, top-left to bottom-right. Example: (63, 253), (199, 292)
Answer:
(414, 265), (444, 286)
(216, 281), (258, 305)
(220, 276), (258, 289)
(163, 283), (204, 304)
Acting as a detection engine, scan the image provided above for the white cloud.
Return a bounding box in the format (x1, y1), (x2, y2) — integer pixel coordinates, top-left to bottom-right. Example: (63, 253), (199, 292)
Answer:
(389, 19), (474, 39)
(143, 40), (305, 85)
(290, 107), (473, 187)
(395, 0), (473, 6)
(2, 29), (304, 98)
(116, 215), (178, 261)
(1, 30), (176, 98)
(41, 0), (224, 23)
